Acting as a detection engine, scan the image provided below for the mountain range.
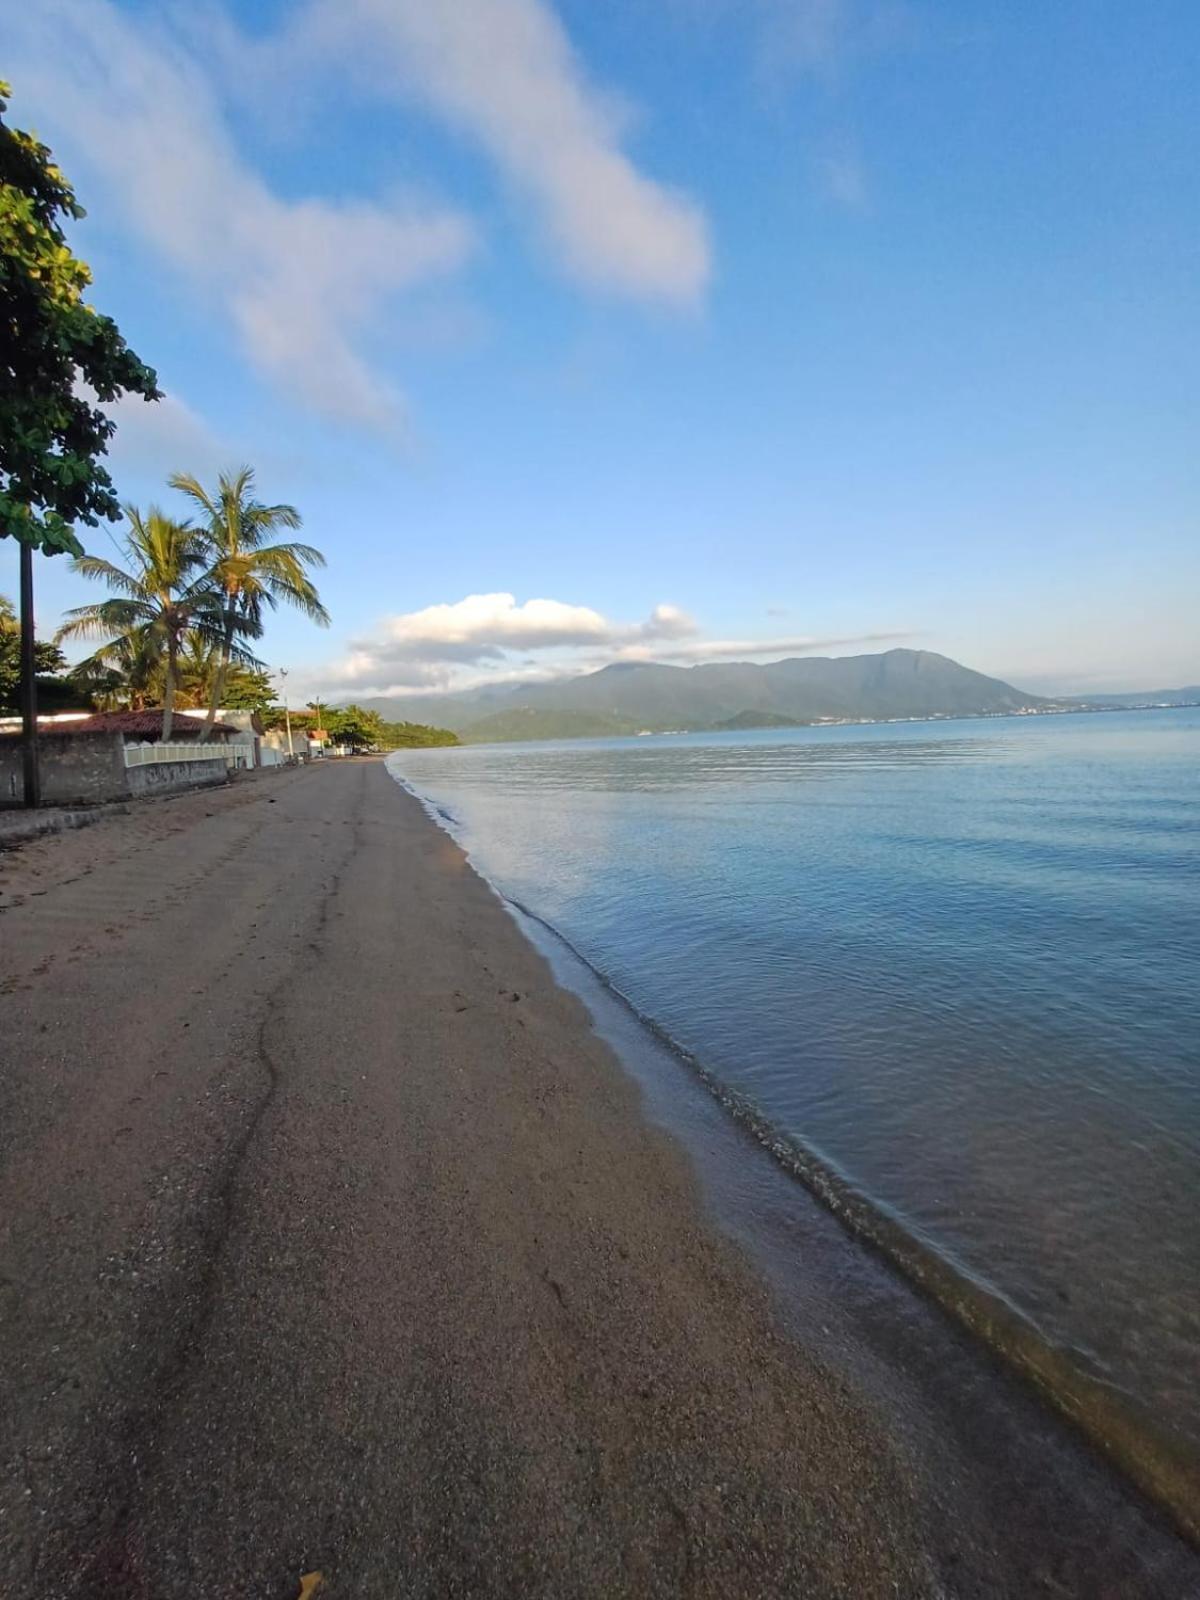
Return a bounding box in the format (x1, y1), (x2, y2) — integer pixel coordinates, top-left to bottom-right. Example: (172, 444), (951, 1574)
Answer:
(360, 648), (1057, 743)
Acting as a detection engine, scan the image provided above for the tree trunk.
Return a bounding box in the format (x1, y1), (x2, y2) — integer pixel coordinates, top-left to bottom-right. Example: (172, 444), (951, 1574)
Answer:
(198, 612), (235, 743)
(162, 633), (177, 741)
(19, 542), (40, 809)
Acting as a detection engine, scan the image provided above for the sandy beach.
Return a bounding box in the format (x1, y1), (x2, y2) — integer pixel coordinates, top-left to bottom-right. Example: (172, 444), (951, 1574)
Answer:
(0, 759), (1195, 1598)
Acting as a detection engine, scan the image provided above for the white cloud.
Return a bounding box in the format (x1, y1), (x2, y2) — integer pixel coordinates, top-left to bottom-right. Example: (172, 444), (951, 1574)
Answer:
(4, 0), (709, 435)
(315, 592), (909, 696)
(5, 0), (475, 427)
(331, 592), (698, 689)
(295, 0), (711, 304)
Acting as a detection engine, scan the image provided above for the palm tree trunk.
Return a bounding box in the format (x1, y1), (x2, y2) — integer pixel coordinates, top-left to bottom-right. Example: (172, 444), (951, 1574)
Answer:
(162, 632), (177, 741)
(198, 607), (236, 743)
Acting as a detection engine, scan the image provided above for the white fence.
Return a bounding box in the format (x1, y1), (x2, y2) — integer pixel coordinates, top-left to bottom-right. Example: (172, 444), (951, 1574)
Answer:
(124, 742), (247, 771)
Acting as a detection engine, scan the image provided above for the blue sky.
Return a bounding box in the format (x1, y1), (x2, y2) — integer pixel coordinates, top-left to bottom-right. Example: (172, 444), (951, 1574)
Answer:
(3, 0), (1197, 697)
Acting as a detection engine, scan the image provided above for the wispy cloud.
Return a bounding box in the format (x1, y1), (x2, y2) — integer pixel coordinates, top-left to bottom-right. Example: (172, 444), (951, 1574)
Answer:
(84, 387), (231, 485)
(816, 145), (870, 210)
(764, 0), (857, 72)
(5, 0), (473, 429)
(677, 0), (910, 77)
(5, 0), (709, 430)
(621, 629), (910, 663)
(671, 0), (912, 209)
(293, 0), (711, 305)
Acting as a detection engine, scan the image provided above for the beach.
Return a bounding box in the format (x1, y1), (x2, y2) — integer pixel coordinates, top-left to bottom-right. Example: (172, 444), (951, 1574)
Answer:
(0, 759), (1195, 1598)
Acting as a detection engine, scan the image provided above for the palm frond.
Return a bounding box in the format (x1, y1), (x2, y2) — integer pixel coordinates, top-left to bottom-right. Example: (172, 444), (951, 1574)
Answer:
(168, 472), (221, 522)
(68, 556), (143, 600)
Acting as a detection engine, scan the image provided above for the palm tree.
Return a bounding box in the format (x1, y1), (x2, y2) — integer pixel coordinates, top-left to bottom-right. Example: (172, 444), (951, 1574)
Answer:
(174, 629), (269, 710)
(56, 507), (236, 739)
(169, 467), (329, 740)
(63, 636), (153, 710)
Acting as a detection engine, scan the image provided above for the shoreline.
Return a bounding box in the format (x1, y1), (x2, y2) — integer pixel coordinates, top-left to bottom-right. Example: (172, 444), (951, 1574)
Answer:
(1, 760), (1195, 1595)
(505, 884), (1200, 1550)
(392, 759), (1200, 1554)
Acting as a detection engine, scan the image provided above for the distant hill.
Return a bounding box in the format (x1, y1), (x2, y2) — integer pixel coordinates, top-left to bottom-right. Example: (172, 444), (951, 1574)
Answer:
(454, 708), (636, 743)
(1065, 687), (1199, 709)
(376, 719), (460, 748)
(359, 649), (1051, 744)
(715, 709), (805, 731)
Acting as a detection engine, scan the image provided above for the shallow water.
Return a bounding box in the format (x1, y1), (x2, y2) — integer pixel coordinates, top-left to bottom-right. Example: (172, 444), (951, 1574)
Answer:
(390, 709), (1200, 1467)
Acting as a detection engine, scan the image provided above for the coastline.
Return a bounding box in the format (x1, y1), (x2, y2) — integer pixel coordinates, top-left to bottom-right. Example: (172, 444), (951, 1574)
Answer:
(500, 887), (1200, 1552)
(391, 745), (1200, 1547)
(0, 760), (1195, 1596)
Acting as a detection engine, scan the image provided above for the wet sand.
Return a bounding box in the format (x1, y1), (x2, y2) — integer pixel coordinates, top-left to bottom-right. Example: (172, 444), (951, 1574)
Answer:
(0, 759), (1195, 1598)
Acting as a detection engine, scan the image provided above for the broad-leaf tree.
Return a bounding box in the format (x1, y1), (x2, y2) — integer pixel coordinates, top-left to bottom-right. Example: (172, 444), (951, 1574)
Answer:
(56, 507), (244, 739)
(0, 594), (83, 712)
(326, 704), (385, 750)
(219, 666), (276, 713)
(170, 467), (328, 739)
(1, 81), (159, 795)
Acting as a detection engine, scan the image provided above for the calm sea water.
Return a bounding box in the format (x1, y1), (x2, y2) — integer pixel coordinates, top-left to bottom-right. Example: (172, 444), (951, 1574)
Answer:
(390, 709), (1200, 1461)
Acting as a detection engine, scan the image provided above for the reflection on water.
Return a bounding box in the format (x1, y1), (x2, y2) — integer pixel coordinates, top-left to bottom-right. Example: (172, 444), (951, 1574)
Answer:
(391, 710), (1200, 1464)
(428, 732), (1005, 794)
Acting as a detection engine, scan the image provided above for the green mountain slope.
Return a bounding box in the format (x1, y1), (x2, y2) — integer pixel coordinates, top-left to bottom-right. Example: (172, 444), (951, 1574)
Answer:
(362, 648), (1049, 743)
(459, 708), (637, 744)
(714, 709), (801, 731)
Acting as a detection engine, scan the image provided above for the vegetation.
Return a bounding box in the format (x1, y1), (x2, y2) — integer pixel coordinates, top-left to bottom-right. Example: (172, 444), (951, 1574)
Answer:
(170, 468), (328, 739)
(56, 507), (259, 739)
(459, 708), (636, 743)
(332, 706), (385, 750)
(0, 80), (159, 558)
(0, 595), (88, 713)
(215, 666), (277, 713)
(377, 719), (460, 749)
(170, 635), (276, 714)
(1, 78), (159, 797)
(714, 709), (799, 731)
(260, 703), (459, 750)
(46, 465), (329, 734)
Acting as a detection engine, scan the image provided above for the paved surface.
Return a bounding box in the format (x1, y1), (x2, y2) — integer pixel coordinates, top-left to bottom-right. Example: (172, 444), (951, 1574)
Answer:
(0, 761), (1196, 1598)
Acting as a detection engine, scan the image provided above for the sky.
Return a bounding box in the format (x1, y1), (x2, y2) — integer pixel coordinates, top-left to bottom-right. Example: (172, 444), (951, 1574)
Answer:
(2, 0), (1197, 699)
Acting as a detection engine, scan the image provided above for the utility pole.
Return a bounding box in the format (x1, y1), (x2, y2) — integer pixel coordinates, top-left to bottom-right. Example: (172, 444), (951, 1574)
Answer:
(19, 543), (40, 809)
(279, 668), (294, 759)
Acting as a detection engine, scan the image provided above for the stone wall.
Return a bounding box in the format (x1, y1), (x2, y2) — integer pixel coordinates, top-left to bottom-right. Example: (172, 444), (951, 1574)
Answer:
(125, 758), (227, 798)
(1, 735), (229, 807)
(0, 732), (128, 806)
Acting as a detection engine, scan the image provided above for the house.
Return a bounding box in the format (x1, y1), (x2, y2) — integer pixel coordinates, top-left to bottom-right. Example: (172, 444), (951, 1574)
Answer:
(0, 710), (238, 742)
(0, 710), (238, 807)
(63, 710), (239, 743)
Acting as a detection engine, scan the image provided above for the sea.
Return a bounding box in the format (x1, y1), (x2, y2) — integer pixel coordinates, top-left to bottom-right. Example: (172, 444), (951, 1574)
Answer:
(388, 707), (1199, 1488)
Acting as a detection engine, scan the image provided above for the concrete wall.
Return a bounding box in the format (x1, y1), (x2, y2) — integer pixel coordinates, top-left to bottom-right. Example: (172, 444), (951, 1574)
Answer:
(125, 758), (227, 798)
(0, 732), (127, 806)
(1, 734), (229, 807)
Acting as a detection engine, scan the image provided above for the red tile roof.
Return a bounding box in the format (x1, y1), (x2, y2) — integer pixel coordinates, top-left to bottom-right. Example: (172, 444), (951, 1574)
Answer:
(52, 710), (238, 738)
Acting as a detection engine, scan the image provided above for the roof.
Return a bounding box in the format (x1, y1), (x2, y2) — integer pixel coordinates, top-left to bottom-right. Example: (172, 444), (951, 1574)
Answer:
(53, 710), (239, 739)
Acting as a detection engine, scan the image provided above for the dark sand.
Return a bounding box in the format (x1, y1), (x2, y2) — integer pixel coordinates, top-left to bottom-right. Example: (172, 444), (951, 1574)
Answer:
(0, 759), (1196, 1598)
